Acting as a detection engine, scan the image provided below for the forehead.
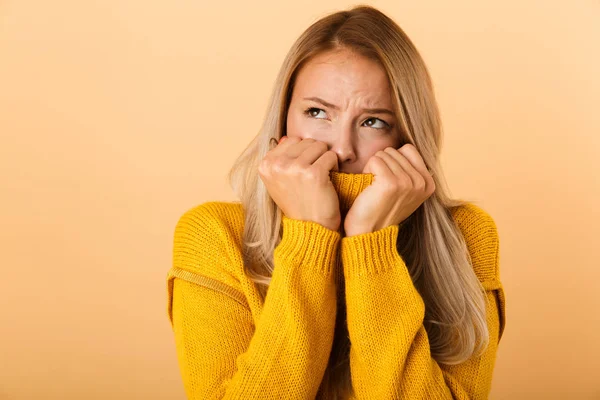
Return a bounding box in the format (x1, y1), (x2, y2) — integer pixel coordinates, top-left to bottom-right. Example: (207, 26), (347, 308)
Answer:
(293, 49), (393, 106)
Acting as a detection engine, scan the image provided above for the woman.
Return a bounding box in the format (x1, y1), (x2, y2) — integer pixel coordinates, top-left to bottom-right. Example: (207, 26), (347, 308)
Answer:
(166, 5), (506, 399)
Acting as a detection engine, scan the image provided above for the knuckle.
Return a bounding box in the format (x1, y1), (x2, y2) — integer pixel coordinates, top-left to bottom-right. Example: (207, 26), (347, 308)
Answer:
(301, 167), (318, 181)
(258, 160), (269, 175)
(428, 181), (436, 194)
(271, 159), (286, 174)
(381, 177), (399, 192)
(398, 176), (412, 189)
(288, 162), (303, 177)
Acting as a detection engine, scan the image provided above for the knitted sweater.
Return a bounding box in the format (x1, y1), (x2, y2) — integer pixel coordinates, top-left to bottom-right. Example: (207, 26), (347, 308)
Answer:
(166, 171), (506, 399)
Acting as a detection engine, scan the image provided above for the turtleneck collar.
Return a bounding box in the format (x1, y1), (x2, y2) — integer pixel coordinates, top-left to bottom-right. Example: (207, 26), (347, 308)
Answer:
(329, 170), (374, 219)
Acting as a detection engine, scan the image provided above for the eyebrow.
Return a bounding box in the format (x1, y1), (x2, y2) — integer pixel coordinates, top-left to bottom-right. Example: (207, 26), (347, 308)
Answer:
(303, 96), (395, 116)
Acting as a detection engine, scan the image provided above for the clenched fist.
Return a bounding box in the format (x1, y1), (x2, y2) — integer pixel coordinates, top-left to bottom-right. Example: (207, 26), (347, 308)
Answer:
(259, 136), (342, 232)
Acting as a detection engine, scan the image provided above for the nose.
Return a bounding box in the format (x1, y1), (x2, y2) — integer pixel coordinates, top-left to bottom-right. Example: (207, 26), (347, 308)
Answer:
(328, 124), (357, 168)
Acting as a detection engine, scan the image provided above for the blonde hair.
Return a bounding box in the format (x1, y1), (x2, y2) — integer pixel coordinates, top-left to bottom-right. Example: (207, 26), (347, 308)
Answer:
(227, 5), (489, 398)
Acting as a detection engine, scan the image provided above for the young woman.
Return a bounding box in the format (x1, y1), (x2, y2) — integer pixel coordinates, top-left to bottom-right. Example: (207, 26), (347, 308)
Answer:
(166, 5), (506, 399)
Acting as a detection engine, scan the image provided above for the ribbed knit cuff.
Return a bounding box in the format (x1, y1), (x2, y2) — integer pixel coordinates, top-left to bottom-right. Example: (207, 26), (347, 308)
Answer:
(274, 215), (341, 276)
(340, 224), (406, 278)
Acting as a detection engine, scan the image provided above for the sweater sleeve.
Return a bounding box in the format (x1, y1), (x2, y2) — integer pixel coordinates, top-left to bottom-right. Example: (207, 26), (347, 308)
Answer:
(167, 212), (341, 399)
(340, 222), (505, 399)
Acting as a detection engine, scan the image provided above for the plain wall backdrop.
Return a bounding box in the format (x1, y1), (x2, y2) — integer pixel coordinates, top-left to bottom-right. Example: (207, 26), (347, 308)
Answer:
(1, 0), (599, 399)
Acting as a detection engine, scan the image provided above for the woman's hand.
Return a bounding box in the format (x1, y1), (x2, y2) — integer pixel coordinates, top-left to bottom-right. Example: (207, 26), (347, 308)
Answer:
(259, 136), (342, 232)
(343, 144), (436, 237)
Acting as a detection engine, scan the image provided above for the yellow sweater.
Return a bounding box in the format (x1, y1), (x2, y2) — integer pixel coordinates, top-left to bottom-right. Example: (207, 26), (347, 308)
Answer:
(166, 171), (506, 399)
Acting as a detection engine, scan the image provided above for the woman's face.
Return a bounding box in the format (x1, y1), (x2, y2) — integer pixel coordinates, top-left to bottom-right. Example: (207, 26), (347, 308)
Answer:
(286, 48), (401, 174)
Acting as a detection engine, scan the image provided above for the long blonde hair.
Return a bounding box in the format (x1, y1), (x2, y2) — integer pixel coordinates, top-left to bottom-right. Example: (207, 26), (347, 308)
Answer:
(227, 5), (489, 398)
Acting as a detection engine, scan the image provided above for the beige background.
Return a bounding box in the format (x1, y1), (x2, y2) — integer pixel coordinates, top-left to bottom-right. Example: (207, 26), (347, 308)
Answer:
(1, 0), (598, 399)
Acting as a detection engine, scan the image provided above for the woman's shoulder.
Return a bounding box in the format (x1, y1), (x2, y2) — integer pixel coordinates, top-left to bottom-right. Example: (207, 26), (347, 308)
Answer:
(449, 202), (500, 283)
(171, 200), (246, 284)
(449, 202), (498, 235)
(175, 200), (245, 234)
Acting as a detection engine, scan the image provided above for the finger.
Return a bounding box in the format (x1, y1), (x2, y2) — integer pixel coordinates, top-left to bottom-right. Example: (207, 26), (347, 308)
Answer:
(363, 153), (394, 180)
(268, 135), (293, 155)
(398, 144), (432, 179)
(383, 147), (426, 190)
(397, 145), (435, 191)
(297, 140), (331, 167)
(269, 135), (301, 157)
(375, 150), (405, 177)
(312, 150), (339, 172)
(285, 137), (321, 158)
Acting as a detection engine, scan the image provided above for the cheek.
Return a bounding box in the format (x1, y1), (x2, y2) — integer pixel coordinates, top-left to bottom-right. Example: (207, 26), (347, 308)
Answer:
(286, 110), (306, 137)
(361, 138), (397, 159)
(286, 111), (329, 140)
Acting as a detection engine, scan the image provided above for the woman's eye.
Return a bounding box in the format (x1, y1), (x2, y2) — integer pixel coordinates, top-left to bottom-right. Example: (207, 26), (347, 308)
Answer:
(363, 117), (389, 130)
(304, 108), (390, 130)
(305, 107), (327, 119)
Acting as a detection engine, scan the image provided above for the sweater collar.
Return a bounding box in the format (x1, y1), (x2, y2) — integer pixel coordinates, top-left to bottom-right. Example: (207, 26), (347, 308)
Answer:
(329, 171), (374, 219)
